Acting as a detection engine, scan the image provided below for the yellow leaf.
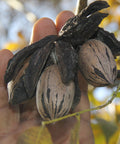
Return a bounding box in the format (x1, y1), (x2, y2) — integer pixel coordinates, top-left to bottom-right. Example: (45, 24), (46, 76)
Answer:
(3, 31), (27, 52)
(17, 126), (53, 144)
(96, 118), (118, 143)
(92, 123), (106, 144)
(116, 56), (120, 70)
(109, 129), (120, 144)
(115, 104), (120, 123)
(70, 115), (80, 144)
(116, 105), (120, 114)
(4, 42), (20, 51)
(99, 16), (111, 28)
(116, 135), (120, 144)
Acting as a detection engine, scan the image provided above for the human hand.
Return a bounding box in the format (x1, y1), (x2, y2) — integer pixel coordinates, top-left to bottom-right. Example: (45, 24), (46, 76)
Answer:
(0, 11), (94, 144)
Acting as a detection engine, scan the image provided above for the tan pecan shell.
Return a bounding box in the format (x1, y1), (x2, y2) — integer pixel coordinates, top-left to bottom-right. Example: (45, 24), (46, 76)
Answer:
(36, 65), (75, 120)
(78, 39), (117, 87)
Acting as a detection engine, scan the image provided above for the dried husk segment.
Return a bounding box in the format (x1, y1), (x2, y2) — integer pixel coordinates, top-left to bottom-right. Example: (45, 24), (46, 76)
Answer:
(36, 65), (75, 120)
(78, 39), (117, 87)
(7, 58), (30, 104)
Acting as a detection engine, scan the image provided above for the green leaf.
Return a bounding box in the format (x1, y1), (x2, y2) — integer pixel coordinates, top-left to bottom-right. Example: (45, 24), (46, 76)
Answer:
(17, 126), (53, 144)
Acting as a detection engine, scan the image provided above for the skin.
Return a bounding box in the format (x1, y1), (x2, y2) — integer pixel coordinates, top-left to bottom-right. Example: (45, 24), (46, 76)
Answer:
(0, 11), (94, 144)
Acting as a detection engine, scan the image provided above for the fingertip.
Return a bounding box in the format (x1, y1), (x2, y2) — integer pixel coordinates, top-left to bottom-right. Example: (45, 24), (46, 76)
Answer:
(56, 11), (75, 32)
(0, 49), (13, 86)
(30, 18), (57, 43)
(0, 49), (13, 62)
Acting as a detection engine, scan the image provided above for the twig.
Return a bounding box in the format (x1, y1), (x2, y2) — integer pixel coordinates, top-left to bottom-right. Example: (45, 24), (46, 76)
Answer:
(75, 0), (87, 15)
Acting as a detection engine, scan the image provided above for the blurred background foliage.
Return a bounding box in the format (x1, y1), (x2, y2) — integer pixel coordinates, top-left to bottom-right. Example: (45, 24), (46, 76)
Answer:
(1, 0), (120, 143)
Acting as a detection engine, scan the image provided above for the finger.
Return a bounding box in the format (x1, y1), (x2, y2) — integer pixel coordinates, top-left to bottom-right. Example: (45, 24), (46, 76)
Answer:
(0, 49), (13, 107)
(56, 10), (75, 32)
(72, 63), (90, 122)
(74, 71), (89, 114)
(0, 49), (20, 136)
(47, 11), (76, 143)
(30, 18), (57, 43)
(0, 49), (13, 87)
(77, 73), (94, 143)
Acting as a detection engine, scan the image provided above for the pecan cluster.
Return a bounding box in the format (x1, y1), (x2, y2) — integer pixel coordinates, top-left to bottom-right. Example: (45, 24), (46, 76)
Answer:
(4, 1), (119, 120)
